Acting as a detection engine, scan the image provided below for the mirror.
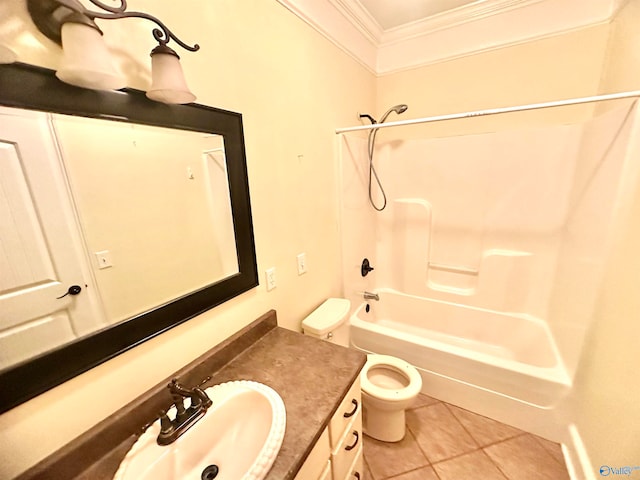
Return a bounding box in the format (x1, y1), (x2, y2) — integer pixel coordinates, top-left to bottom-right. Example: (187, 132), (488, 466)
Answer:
(1, 112), (239, 365)
(0, 63), (258, 413)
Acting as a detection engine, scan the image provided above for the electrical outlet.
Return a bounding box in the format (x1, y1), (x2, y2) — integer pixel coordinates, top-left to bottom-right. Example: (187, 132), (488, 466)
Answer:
(297, 253), (307, 275)
(265, 267), (277, 291)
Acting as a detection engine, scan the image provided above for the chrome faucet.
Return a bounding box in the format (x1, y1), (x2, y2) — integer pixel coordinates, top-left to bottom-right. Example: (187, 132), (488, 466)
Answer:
(363, 291), (379, 301)
(157, 379), (212, 445)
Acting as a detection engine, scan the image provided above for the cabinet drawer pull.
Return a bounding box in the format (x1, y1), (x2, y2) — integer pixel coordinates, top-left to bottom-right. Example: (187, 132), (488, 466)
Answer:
(345, 430), (359, 451)
(354, 473), (361, 479)
(343, 399), (358, 418)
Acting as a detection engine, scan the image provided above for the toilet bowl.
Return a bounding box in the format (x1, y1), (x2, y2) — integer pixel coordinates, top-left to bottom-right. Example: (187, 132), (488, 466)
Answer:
(301, 298), (422, 443)
(360, 354), (422, 442)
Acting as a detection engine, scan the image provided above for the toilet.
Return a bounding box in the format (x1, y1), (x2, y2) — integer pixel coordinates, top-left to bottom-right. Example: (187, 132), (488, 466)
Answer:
(302, 298), (422, 442)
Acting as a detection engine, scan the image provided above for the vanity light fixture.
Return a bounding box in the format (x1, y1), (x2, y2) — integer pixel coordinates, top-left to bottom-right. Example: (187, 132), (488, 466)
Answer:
(27, 0), (199, 103)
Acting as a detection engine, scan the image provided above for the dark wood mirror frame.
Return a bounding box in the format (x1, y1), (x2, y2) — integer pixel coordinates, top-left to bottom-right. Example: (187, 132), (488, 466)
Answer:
(0, 62), (258, 414)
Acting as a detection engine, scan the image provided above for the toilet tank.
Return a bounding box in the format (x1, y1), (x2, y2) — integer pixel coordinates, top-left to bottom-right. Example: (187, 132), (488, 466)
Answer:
(301, 298), (351, 347)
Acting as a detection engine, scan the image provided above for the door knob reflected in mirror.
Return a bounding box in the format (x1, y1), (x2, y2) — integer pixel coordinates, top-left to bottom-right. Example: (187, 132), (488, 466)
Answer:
(56, 285), (82, 299)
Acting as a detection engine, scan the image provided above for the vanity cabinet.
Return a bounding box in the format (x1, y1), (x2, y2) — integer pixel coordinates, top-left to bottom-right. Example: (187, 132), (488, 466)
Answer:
(294, 377), (363, 480)
(330, 377), (363, 480)
(293, 428), (331, 480)
(12, 313), (367, 480)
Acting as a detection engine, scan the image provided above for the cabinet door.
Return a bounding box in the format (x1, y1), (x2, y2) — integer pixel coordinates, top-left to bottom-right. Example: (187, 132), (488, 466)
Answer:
(319, 459), (332, 480)
(294, 428), (330, 480)
(335, 444), (364, 480)
(329, 377), (361, 447)
(344, 445), (364, 480)
(331, 410), (363, 480)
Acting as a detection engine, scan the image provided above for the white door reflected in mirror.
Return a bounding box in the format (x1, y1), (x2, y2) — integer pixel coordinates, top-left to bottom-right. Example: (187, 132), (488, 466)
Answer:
(0, 107), (239, 371)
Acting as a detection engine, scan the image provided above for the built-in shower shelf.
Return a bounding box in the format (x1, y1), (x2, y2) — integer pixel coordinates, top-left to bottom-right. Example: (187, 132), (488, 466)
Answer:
(428, 262), (479, 275)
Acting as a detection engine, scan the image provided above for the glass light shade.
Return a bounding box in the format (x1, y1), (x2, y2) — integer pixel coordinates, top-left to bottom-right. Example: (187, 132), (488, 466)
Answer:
(0, 44), (17, 64)
(146, 50), (196, 104)
(56, 22), (126, 90)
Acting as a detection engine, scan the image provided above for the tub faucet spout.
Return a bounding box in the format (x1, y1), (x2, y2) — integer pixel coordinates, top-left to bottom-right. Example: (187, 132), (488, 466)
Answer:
(364, 291), (379, 301)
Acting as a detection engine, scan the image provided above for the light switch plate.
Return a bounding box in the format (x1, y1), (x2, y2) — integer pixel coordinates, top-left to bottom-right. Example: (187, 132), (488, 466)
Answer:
(297, 253), (307, 275)
(95, 250), (113, 269)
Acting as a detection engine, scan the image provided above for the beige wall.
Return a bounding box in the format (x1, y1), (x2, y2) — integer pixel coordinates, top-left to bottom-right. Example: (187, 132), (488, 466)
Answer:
(569, 0), (640, 470)
(53, 116), (234, 323)
(375, 24), (610, 138)
(0, 1), (375, 477)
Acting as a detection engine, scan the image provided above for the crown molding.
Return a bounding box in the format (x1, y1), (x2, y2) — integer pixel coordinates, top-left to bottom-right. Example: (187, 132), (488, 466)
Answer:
(380, 0), (544, 45)
(611, 0), (633, 14)
(376, 0), (615, 74)
(328, 0), (383, 45)
(275, 0), (378, 73)
(276, 0), (617, 76)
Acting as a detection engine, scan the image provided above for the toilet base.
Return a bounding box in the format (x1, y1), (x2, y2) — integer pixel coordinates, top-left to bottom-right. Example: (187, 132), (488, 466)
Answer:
(362, 402), (407, 442)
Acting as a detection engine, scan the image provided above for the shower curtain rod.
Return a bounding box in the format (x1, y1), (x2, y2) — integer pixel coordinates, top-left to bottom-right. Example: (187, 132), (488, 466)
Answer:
(335, 90), (640, 134)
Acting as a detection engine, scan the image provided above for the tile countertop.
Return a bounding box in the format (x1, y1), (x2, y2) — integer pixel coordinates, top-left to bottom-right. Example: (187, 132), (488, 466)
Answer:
(17, 310), (367, 480)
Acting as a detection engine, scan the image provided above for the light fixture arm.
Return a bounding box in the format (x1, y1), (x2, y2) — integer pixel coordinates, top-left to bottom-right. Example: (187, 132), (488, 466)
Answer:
(84, 2), (199, 52)
(27, 0), (199, 52)
(86, 0), (127, 14)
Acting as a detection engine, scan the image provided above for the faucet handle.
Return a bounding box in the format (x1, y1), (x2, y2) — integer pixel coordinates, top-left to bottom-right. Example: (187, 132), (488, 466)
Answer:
(361, 258), (374, 277)
(159, 410), (174, 435)
(171, 393), (189, 422)
(189, 392), (202, 409)
(167, 378), (211, 415)
(192, 387), (212, 409)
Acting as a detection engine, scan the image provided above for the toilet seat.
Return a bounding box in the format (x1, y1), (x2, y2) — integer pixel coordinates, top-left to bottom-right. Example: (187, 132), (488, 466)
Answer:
(360, 354), (422, 402)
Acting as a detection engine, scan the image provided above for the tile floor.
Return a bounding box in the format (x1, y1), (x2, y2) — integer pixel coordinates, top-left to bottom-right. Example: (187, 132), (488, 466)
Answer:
(362, 394), (570, 480)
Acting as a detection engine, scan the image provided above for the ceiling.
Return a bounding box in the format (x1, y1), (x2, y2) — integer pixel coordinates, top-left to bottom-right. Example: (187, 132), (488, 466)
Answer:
(358, 0), (481, 30)
(277, 0), (619, 75)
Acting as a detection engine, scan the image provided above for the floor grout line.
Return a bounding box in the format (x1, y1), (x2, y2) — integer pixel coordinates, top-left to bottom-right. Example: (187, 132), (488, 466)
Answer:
(365, 424), (434, 480)
(378, 464), (437, 480)
(529, 433), (568, 467)
(472, 431), (529, 449)
(367, 396), (569, 480)
(442, 400), (531, 449)
(363, 453), (373, 480)
(429, 447), (483, 466)
(441, 401), (482, 450)
(404, 408), (434, 466)
(407, 398), (443, 412)
(478, 448), (510, 480)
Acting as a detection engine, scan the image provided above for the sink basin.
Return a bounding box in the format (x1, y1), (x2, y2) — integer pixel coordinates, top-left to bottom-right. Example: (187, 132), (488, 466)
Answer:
(114, 381), (286, 480)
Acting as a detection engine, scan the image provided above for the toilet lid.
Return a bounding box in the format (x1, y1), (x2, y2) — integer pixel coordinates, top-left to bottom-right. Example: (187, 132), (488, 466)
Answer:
(361, 354), (422, 402)
(301, 298), (350, 336)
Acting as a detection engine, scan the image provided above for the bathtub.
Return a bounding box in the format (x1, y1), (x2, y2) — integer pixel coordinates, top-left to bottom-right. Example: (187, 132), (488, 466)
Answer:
(349, 289), (571, 417)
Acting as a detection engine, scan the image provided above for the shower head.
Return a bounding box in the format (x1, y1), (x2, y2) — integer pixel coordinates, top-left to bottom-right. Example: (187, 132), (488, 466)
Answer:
(379, 104), (408, 123)
(393, 104), (409, 114)
(359, 104), (408, 125)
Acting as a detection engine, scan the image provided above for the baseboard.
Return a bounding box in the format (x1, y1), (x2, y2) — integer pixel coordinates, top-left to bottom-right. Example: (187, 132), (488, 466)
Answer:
(562, 423), (596, 480)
